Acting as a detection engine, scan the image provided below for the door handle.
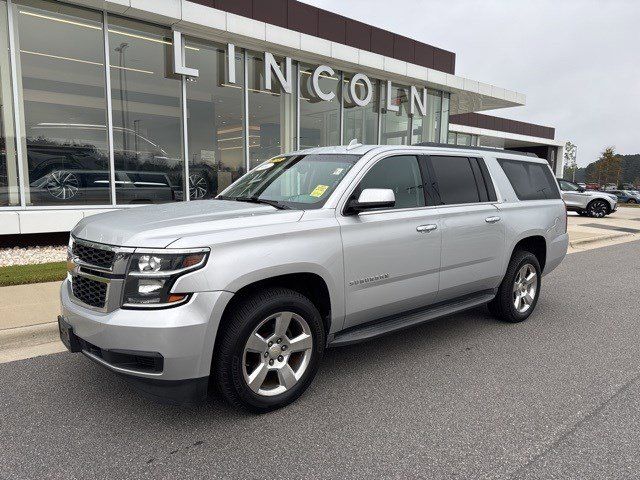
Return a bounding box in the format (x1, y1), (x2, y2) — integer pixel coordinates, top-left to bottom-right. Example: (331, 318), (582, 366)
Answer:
(416, 224), (438, 233)
(485, 216), (501, 224)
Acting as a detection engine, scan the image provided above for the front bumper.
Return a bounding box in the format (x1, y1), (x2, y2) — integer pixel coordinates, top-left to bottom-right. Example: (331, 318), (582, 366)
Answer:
(60, 279), (233, 400)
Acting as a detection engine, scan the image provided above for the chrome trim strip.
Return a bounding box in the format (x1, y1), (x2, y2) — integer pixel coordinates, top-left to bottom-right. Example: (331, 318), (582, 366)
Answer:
(82, 351), (163, 377)
(72, 257), (113, 274)
(132, 247), (210, 255)
(72, 236), (136, 254)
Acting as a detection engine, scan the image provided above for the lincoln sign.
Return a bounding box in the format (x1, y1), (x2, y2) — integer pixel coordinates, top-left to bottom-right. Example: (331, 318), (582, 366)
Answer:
(172, 31), (430, 116)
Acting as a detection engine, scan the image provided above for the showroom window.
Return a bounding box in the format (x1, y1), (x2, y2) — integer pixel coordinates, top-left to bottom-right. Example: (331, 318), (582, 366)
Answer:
(343, 73), (378, 145)
(380, 83), (410, 145)
(299, 63), (341, 149)
(0, 0), (19, 206)
(12, 0), (110, 206)
(411, 89), (442, 144)
(108, 17), (183, 204)
(185, 39), (245, 199)
(247, 51), (296, 169)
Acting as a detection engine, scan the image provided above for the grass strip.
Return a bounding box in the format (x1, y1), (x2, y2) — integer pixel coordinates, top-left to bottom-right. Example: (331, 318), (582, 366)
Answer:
(0, 262), (67, 287)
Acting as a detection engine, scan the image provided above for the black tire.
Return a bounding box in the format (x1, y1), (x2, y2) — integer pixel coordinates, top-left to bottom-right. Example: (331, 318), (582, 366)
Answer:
(487, 250), (542, 323)
(577, 210), (587, 216)
(586, 199), (609, 218)
(213, 287), (325, 413)
(628, 199), (637, 204)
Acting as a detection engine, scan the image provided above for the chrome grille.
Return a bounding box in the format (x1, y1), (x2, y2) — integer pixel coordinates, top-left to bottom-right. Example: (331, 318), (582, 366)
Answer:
(72, 242), (115, 270)
(71, 276), (108, 309)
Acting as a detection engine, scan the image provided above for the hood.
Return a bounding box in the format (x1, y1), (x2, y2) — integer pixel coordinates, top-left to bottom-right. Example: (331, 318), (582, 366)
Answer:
(72, 200), (304, 248)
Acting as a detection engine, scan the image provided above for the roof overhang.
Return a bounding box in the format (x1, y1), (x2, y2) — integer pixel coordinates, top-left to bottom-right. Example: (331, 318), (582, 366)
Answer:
(450, 124), (564, 148)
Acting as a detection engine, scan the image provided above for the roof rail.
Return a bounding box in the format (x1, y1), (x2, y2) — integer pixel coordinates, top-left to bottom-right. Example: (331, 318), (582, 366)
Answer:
(412, 142), (540, 158)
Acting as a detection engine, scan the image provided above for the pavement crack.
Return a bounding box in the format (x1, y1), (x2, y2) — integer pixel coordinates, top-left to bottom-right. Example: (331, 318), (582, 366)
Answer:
(507, 371), (640, 479)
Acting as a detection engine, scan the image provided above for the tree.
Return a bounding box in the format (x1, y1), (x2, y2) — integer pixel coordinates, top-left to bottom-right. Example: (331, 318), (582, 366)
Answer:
(563, 141), (578, 180)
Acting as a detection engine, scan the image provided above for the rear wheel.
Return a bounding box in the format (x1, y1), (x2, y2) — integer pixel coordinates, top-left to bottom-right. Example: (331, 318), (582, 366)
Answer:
(488, 250), (541, 323)
(628, 199), (637, 204)
(214, 288), (325, 412)
(587, 199), (609, 218)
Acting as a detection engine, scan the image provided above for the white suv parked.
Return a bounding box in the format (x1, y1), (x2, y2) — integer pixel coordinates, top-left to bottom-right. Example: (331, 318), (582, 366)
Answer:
(558, 179), (617, 217)
(59, 144), (568, 412)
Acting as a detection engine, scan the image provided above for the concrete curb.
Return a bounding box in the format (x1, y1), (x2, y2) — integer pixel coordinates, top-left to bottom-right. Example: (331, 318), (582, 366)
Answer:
(569, 232), (633, 248)
(0, 321), (59, 350)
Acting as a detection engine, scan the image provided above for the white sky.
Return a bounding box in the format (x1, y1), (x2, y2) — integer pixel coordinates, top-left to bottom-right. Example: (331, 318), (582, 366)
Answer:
(302, 0), (639, 166)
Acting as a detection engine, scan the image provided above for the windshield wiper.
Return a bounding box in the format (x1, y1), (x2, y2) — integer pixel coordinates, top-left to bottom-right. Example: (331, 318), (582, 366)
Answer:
(233, 197), (291, 210)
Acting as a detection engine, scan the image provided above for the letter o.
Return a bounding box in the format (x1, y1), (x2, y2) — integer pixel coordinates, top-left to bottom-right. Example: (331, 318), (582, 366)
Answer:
(349, 73), (373, 107)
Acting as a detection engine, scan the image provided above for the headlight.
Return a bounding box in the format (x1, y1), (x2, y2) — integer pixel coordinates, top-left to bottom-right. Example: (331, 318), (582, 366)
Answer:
(122, 248), (209, 308)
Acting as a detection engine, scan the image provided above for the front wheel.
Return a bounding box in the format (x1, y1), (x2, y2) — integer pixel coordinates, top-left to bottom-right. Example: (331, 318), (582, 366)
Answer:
(214, 288), (325, 412)
(587, 200), (609, 218)
(488, 250), (541, 323)
(628, 199), (637, 204)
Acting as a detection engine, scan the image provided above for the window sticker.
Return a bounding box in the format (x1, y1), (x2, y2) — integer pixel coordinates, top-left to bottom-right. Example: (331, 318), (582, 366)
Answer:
(270, 156), (286, 163)
(332, 168), (344, 175)
(310, 185), (329, 197)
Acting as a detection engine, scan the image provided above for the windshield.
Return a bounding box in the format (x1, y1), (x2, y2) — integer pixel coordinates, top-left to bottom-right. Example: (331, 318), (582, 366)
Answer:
(218, 154), (360, 209)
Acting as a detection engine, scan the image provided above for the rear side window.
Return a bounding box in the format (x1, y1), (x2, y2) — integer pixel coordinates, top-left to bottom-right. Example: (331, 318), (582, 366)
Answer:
(428, 156), (481, 205)
(498, 159), (561, 200)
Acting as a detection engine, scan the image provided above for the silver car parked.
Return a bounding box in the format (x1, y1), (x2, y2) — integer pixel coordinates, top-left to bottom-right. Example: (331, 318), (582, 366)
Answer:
(59, 144), (569, 412)
(558, 179), (617, 218)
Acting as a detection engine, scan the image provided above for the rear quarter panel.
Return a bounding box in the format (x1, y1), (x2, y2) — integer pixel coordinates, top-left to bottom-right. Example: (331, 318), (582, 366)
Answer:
(484, 155), (568, 277)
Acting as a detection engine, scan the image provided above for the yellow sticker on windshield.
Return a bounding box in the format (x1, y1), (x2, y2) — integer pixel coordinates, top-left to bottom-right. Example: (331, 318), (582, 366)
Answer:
(270, 156), (286, 163)
(310, 185), (329, 197)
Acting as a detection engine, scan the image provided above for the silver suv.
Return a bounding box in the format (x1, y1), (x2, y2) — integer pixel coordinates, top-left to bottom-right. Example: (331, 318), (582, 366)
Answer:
(558, 179), (617, 217)
(59, 145), (568, 412)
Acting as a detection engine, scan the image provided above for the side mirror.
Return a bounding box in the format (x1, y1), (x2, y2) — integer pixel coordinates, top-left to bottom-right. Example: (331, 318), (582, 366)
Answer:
(577, 187), (585, 193)
(346, 188), (395, 214)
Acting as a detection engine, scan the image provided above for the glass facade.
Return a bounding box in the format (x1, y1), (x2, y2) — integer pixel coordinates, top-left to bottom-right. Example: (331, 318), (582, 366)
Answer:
(411, 89), (442, 144)
(247, 51), (296, 169)
(343, 73), (378, 144)
(108, 17), (183, 204)
(380, 83), (410, 145)
(448, 132), (480, 147)
(1, 0), (450, 210)
(185, 39), (245, 199)
(14, 0), (109, 206)
(299, 63), (340, 148)
(0, 0), (19, 206)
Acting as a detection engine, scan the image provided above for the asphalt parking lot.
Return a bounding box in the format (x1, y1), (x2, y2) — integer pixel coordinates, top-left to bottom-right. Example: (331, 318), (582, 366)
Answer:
(2, 240), (640, 479)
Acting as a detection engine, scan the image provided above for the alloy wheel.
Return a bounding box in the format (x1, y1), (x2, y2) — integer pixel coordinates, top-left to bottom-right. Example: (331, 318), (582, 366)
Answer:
(513, 263), (537, 314)
(46, 171), (79, 200)
(589, 201), (607, 218)
(242, 311), (313, 397)
(189, 173), (209, 200)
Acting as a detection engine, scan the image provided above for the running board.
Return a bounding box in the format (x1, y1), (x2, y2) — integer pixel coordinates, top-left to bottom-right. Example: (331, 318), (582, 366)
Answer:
(328, 291), (496, 347)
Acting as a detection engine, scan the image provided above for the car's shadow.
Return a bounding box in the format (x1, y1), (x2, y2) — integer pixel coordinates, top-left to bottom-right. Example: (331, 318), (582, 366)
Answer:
(41, 305), (504, 423)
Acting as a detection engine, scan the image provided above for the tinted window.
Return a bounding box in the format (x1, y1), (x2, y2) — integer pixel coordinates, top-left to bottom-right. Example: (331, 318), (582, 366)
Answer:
(356, 155), (425, 209)
(498, 159), (561, 200)
(429, 156), (481, 205)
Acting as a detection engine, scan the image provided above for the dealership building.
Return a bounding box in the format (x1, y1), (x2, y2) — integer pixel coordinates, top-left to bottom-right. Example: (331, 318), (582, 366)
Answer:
(0, 0), (564, 235)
